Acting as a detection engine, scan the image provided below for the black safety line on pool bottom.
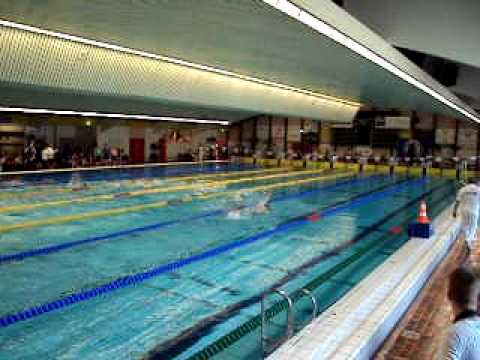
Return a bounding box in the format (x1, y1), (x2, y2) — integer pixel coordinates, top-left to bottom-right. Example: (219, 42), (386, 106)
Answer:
(183, 182), (455, 360)
(0, 177), (417, 329)
(148, 181), (451, 360)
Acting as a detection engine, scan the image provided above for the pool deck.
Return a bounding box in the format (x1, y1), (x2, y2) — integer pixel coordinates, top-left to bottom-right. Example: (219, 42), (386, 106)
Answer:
(375, 233), (479, 359)
(267, 204), (462, 360)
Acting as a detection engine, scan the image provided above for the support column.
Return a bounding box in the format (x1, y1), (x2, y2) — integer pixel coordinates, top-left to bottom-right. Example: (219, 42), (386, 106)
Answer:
(225, 128), (230, 158)
(318, 121), (322, 151)
(284, 117), (288, 154)
(300, 118), (305, 155)
(267, 116), (273, 149)
(239, 122), (243, 145)
(454, 119), (459, 157)
(454, 119), (460, 179)
(476, 125), (480, 171)
(252, 117), (258, 153)
(53, 124), (58, 148)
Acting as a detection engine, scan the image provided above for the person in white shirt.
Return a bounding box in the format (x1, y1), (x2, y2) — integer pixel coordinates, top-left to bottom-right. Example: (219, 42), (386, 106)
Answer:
(454, 182), (480, 254)
(442, 266), (480, 359)
(41, 144), (56, 168)
(198, 145), (204, 163)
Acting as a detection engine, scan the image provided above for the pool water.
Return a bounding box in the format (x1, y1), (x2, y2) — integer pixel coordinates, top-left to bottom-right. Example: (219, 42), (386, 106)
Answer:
(0, 164), (457, 360)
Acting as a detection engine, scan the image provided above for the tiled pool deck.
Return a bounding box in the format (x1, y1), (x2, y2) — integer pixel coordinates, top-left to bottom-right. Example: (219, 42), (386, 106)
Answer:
(376, 233), (478, 359)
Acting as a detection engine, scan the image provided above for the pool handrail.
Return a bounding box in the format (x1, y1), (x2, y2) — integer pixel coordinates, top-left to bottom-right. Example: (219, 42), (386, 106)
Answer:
(298, 288), (318, 325)
(185, 181), (455, 360)
(261, 289), (294, 356)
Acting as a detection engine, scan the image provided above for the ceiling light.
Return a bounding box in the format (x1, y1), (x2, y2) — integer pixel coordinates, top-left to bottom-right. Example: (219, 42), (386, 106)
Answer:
(0, 106), (230, 125)
(263, 0), (479, 123)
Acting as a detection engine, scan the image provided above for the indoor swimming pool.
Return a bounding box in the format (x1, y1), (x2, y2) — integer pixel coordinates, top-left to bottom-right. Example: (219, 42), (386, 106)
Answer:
(0, 163), (458, 359)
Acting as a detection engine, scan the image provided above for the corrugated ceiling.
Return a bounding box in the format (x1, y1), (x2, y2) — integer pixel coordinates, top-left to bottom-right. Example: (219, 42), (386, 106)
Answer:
(0, 0), (476, 122)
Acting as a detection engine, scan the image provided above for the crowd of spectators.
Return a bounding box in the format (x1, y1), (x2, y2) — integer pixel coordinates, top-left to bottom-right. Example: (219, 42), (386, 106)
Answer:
(0, 137), (128, 172)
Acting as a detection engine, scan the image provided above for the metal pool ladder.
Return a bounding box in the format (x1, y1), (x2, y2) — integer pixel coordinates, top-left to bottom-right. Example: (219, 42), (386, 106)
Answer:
(299, 288), (318, 325)
(261, 287), (318, 357)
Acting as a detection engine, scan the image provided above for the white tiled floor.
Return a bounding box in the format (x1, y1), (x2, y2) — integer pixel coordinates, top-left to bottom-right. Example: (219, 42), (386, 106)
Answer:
(268, 205), (460, 360)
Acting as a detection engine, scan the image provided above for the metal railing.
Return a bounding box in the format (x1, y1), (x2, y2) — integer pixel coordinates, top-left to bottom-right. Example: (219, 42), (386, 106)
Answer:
(261, 287), (319, 357)
(261, 289), (294, 357)
(186, 182), (457, 360)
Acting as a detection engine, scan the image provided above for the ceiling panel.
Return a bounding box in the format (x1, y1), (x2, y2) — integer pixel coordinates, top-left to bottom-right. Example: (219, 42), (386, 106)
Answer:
(0, 0), (476, 121)
(344, 0), (480, 69)
(0, 82), (257, 123)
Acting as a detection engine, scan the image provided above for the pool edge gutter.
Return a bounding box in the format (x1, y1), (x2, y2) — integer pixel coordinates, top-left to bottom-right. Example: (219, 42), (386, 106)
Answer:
(267, 202), (461, 360)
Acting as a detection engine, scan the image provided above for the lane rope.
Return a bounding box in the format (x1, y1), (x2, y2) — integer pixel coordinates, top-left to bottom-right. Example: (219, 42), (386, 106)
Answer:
(0, 168), (327, 213)
(0, 166), (289, 201)
(0, 172), (352, 233)
(184, 180), (452, 360)
(0, 177), (422, 328)
(0, 175), (382, 264)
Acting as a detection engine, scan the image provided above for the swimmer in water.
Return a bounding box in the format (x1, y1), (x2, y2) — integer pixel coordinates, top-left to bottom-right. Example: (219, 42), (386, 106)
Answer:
(71, 183), (89, 192)
(227, 207), (243, 220)
(233, 190), (247, 202)
(192, 187), (210, 196)
(253, 193), (272, 214)
(114, 191), (131, 199)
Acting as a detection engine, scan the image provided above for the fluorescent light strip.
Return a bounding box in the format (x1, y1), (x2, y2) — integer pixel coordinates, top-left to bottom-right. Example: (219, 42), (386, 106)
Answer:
(263, 0), (480, 123)
(0, 19), (360, 108)
(0, 106), (230, 125)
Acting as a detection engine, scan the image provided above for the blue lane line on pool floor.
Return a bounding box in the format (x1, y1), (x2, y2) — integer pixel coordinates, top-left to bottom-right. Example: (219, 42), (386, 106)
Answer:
(0, 175), (382, 265)
(0, 177), (424, 328)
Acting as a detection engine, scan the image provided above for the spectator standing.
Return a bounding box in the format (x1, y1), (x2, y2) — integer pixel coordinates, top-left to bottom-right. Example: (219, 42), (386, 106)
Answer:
(454, 181), (480, 257)
(41, 144), (56, 168)
(24, 140), (37, 170)
(441, 266), (480, 359)
(198, 144), (205, 163)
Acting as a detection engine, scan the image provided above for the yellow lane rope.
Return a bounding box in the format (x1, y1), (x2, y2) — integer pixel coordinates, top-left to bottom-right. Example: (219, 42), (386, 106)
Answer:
(0, 168), (328, 214)
(194, 172), (353, 200)
(0, 166), (291, 201)
(0, 172), (352, 233)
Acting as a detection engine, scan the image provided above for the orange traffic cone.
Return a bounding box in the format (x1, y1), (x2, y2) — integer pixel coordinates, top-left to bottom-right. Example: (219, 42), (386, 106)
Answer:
(417, 200), (431, 224)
